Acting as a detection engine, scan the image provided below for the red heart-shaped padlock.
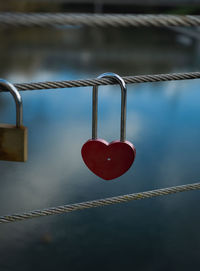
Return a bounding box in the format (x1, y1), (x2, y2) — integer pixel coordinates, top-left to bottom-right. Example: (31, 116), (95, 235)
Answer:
(82, 72), (137, 180)
(81, 139), (136, 180)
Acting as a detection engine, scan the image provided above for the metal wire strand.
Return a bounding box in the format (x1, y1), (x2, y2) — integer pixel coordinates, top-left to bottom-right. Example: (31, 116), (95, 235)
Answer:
(6, 71), (200, 92)
(0, 72), (195, 92)
(0, 182), (199, 224)
(1, 13), (200, 28)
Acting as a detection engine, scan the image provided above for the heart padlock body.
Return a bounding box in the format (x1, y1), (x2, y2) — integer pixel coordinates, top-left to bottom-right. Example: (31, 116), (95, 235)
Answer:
(81, 139), (136, 180)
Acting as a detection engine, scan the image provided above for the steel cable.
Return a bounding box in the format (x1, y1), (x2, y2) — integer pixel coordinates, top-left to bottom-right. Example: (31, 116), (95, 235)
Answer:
(0, 182), (199, 224)
(3, 71), (200, 92)
(1, 13), (200, 28)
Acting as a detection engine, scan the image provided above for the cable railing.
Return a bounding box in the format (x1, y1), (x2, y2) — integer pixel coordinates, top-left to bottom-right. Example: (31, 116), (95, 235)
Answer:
(0, 71), (198, 92)
(0, 182), (199, 224)
(0, 13), (200, 28)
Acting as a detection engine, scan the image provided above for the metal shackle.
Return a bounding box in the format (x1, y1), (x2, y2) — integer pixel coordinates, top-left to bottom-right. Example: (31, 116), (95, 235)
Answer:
(92, 72), (127, 142)
(0, 79), (23, 128)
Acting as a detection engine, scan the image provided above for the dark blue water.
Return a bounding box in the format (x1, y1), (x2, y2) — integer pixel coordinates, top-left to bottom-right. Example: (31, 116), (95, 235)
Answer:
(0, 27), (199, 270)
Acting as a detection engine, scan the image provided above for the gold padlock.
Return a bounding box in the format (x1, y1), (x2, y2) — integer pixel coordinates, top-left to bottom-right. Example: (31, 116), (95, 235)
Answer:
(0, 79), (27, 162)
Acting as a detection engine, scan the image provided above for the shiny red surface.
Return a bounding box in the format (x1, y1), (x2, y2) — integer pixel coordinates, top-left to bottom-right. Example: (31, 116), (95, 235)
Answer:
(81, 139), (136, 180)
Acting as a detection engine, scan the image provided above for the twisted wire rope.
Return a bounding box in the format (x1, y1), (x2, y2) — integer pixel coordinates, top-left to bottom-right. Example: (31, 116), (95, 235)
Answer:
(7, 71), (200, 92)
(0, 182), (199, 224)
(1, 13), (200, 28)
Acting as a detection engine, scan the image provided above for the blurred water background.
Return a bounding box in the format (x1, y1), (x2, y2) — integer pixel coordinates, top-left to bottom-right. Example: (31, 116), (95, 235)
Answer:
(0, 12), (200, 271)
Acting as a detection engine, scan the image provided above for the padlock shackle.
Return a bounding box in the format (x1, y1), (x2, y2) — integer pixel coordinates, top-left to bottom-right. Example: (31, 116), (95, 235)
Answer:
(92, 73), (127, 142)
(0, 79), (23, 128)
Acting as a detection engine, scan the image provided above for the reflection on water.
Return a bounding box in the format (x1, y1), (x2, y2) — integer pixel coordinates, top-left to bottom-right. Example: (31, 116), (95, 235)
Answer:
(0, 27), (199, 270)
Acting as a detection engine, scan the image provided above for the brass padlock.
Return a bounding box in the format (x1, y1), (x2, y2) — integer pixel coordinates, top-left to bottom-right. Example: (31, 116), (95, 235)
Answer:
(0, 79), (27, 162)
